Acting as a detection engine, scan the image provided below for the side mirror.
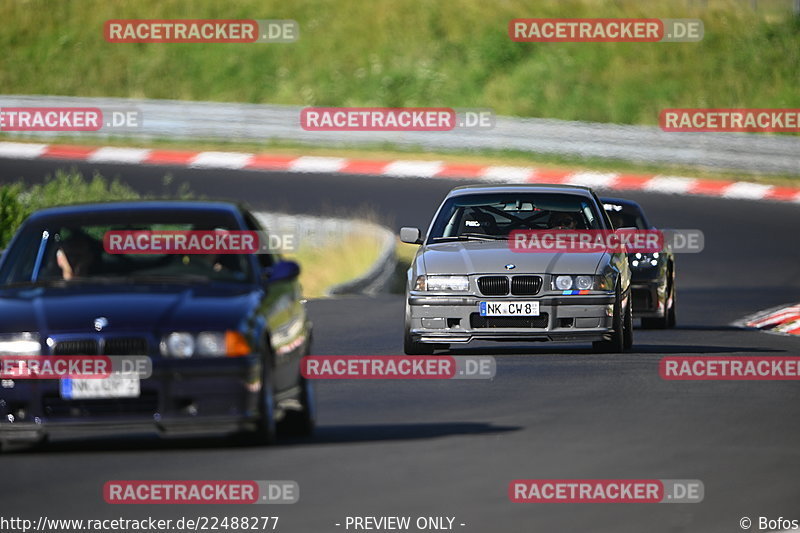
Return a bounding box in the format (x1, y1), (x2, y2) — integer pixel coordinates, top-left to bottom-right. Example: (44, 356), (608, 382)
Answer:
(264, 260), (300, 282)
(399, 227), (423, 245)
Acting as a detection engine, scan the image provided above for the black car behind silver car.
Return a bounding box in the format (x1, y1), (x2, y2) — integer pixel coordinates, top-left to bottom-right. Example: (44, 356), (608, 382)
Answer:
(601, 196), (676, 329)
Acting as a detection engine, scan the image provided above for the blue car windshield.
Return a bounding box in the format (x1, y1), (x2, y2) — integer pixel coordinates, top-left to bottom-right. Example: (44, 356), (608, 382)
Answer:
(0, 216), (255, 286)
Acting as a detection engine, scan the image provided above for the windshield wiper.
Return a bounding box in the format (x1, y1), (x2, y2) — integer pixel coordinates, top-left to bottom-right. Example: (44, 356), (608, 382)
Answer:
(4, 274), (214, 289)
(124, 274), (212, 284)
(431, 233), (507, 242)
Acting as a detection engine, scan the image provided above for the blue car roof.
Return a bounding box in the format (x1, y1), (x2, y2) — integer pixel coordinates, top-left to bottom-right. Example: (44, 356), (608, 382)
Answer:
(25, 200), (244, 223)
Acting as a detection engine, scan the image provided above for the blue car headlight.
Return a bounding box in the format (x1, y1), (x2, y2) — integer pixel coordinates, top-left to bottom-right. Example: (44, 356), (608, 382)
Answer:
(0, 333), (41, 355)
(160, 331), (251, 358)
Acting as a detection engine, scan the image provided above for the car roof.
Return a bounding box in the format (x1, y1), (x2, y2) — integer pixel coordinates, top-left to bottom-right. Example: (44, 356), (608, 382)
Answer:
(25, 200), (246, 223)
(446, 183), (596, 198)
(599, 196), (645, 211)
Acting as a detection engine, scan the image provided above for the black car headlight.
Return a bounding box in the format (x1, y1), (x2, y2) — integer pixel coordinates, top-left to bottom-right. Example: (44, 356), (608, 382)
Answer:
(631, 252), (660, 268)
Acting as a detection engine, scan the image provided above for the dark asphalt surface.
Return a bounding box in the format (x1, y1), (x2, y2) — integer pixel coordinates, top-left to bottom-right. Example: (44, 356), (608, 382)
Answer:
(1, 158), (800, 533)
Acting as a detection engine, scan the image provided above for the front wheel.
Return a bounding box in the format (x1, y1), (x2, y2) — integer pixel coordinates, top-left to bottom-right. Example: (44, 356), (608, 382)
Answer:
(404, 326), (435, 355)
(593, 286), (625, 353)
(279, 376), (316, 438)
(248, 362), (277, 445)
(667, 276), (677, 328)
(623, 296), (633, 350)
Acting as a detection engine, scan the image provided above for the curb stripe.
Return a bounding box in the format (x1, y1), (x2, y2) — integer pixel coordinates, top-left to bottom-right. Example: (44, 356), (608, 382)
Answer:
(87, 147), (151, 163)
(742, 304), (800, 337)
(43, 145), (96, 159)
(643, 176), (697, 194)
(0, 142), (48, 159)
(145, 150), (197, 165)
(0, 141), (797, 204)
(244, 154), (295, 170)
(189, 151), (253, 169)
(383, 160), (443, 178)
(289, 156), (347, 173)
(341, 159), (391, 175)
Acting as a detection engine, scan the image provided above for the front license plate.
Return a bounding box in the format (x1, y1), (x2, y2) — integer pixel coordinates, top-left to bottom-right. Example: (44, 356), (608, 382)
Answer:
(60, 373), (140, 399)
(480, 301), (540, 316)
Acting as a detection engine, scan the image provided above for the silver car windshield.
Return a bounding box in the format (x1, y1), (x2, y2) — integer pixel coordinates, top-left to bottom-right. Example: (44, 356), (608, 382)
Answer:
(428, 193), (603, 241)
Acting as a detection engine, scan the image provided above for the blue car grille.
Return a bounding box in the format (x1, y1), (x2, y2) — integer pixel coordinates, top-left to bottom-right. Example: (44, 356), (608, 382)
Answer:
(52, 337), (149, 356)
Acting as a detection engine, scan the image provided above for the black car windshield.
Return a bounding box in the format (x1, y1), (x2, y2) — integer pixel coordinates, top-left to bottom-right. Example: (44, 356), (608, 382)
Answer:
(428, 193), (605, 242)
(603, 203), (649, 230)
(0, 211), (255, 286)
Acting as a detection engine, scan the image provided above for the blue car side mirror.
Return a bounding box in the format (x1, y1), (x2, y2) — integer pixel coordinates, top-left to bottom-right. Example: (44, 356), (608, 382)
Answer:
(264, 260), (300, 282)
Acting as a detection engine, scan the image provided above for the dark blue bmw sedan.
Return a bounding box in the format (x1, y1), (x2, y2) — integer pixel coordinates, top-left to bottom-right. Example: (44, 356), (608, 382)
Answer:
(0, 201), (314, 449)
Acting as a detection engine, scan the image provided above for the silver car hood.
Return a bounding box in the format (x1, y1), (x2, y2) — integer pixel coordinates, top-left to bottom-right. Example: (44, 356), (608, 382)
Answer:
(420, 241), (607, 275)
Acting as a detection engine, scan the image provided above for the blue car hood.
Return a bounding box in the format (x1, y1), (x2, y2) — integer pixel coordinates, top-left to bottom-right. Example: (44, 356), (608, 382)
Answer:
(0, 283), (259, 336)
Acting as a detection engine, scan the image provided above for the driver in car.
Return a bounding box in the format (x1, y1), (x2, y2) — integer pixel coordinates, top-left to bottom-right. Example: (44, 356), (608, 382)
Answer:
(56, 232), (100, 280)
(549, 212), (579, 230)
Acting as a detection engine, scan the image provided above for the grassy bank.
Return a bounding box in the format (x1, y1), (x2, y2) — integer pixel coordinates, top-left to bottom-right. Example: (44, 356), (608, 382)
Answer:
(287, 235), (385, 298)
(2, 0), (798, 125)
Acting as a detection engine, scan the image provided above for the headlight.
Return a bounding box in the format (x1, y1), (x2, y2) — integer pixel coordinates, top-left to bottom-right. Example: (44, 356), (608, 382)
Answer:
(161, 331), (251, 358)
(196, 332), (225, 356)
(552, 275), (606, 291)
(631, 253), (659, 268)
(162, 332), (194, 358)
(554, 275), (573, 290)
(0, 333), (40, 355)
(415, 275), (469, 292)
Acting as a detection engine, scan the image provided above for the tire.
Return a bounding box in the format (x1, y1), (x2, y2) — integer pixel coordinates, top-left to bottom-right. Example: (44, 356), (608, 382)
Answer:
(623, 296), (633, 350)
(593, 286), (624, 353)
(642, 267), (674, 330)
(667, 271), (677, 328)
(278, 376), (316, 438)
(248, 358), (277, 446)
(404, 326), (435, 355)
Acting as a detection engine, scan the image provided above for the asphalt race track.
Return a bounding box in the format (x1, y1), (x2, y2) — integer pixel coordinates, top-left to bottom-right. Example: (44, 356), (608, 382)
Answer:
(1, 158), (799, 532)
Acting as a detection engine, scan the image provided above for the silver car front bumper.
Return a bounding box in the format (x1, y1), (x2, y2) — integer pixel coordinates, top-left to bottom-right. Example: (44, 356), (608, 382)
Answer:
(407, 293), (616, 344)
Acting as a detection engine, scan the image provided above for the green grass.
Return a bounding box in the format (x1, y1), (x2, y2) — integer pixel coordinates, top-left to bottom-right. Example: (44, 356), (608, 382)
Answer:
(287, 235), (384, 298)
(0, 170), (141, 248)
(2, 0), (799, 125)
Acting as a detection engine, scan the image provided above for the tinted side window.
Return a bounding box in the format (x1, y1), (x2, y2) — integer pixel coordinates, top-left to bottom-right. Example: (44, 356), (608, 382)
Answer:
(242, 211), (275, 268)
